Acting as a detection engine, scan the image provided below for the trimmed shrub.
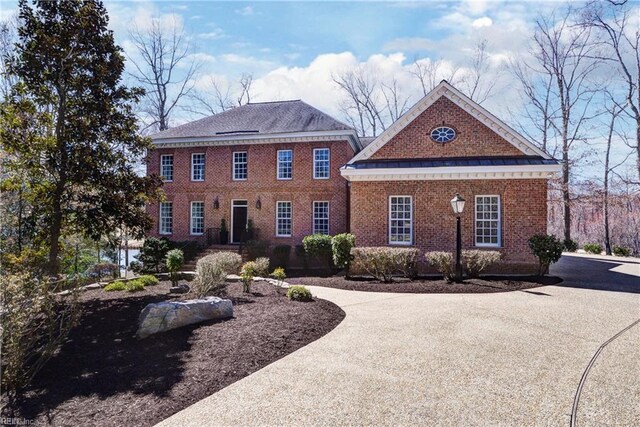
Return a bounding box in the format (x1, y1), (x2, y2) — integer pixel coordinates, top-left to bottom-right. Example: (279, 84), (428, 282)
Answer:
(135, 237), (171, 273)
(287, 285), (313, 302)
(331, 233), (356, 271)
(245, 239), (269, 260)
(303, 234), (333, 269)
(166, 249), (184, 286)
(168, 240), (201, 263)
(425, 252), (455, 282)
(104, 280), (127, 292)
(528, 234), (564, 275)
(612, 246), (631, 257)
(563, 239), (578, 252)
(125, 279), (145, 292)
(270, 267), (286, 286)
(351, 247), (419, 282)
(86, 262), (119, 279)
(462, 250), (502, 278)
(193, 252), (242, 298)
(272, 244), (291, 268)
(254, 257), (270, 276)
(136, 275), (159, 287)
(240, 261), (257, 293)
(583, 243), (603, 254)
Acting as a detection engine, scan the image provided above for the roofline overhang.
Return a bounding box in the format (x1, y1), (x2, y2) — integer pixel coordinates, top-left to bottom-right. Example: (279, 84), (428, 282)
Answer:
(340, 163), (562, 182)
(151, 129), (362, 152)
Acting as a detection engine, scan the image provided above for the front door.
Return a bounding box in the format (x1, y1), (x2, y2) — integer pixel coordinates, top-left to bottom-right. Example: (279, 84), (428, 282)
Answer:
(231, 201), (248, 244)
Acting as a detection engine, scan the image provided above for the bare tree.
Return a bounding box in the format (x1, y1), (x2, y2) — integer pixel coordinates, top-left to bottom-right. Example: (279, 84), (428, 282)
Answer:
(186, 73), (255, 117)
(0, 16), (18, 100)
(532, 9), (602, 242)
(333, 67), (385, 136)
(460, 39), (500, 104)
(410, 58), (460, 96)
(381, 78), (410, 122)
(127, 16), (197, 131)
(237, 73), (253, 106)
(583, 1), (640, 182)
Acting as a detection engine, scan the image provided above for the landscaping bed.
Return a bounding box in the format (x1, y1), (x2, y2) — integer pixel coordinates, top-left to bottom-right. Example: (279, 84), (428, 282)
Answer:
(289, 274), (562, 293)
(3, 281), (344, 427)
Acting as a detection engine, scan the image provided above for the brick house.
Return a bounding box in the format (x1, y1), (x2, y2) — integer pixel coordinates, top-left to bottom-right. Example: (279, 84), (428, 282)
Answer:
(147, 81), (560, 273)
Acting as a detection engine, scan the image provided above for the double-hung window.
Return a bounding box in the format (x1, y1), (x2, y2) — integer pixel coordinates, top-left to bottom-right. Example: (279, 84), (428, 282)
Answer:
(190, 201), (204, 235)
(159, 202), (173, 235)
(276, 201), (292, 237)
(389, 196), (412, 245)
(160, 154), (173, 182)
(191, 153), (205, 181)
(233, 151), (248, 180)
(312, 201), (329, 235)
(313, 148), (330, 179)
(277, 149), (293, 180)
(475, 195), (501, 247)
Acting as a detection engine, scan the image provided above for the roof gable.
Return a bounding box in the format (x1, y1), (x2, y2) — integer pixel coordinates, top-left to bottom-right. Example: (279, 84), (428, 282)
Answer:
(349, 81), (551, 163)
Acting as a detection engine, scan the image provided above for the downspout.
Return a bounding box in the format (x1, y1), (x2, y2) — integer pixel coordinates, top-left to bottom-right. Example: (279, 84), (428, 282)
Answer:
(346, 181), (351, 233)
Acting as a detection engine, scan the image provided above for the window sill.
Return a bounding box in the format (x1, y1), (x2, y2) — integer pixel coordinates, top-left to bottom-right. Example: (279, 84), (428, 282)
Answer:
(159, 232), (172, 235)
(190, 233), (204, 236)
(313, 176), (330, 180)
(233, 178), (248, 181)
(191, 179), (205, 182)
(475, 244), (502, 249)
(275, 234), (292, 238)
(389, 241), (413, 246)
(277, 177), (293, 181)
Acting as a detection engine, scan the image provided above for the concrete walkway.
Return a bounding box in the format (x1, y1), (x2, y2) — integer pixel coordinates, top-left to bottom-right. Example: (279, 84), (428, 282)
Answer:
(157, 254), (639, 426)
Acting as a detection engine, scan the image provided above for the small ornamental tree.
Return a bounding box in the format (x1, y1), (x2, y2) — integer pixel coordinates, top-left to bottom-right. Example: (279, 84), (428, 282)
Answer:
(166, 249), (184, 286)
(135, 237), (170, 273)
(528, 234), (564, 276)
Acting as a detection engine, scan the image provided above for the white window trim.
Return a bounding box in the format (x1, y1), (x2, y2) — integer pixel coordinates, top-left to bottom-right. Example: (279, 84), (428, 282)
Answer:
(159, 202), (172, 235)
(233, 151), (248, 181)
(275, 200), (292, 237)
(191, 153), (205, 182)
(475, 195), (502, 248)
(277, 149), (293, 180)
(313, 148), (330, 180)
(190, 201), (204, 236)
(160, 154), (173, 182)
(388, 195), (413, 246)
(312, 201), (330, 235)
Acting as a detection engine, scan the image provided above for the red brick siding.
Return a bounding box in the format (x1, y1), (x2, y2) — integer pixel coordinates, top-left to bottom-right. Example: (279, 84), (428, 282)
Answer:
(146, 140), (354, 245)
(370, 97), (525, 160)
(349, 179), (548, 273)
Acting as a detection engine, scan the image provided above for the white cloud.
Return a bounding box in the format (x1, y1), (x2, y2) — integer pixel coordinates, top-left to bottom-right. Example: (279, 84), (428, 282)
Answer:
(235, 6), (254, 16)
(472, 17), (493, 28)
(383, 37), (435, 53)
(199, 28), (225, 40)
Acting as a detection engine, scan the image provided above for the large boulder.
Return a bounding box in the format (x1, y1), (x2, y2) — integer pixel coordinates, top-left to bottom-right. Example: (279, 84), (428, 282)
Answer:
(137, 297), (233, 339)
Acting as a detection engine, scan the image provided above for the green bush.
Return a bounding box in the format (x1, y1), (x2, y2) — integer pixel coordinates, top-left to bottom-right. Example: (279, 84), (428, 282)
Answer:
(351, 247), (419, 282)
(193, 252), (242, 298)
(168, 240), (201, 263)
(612, 246), (631, 257)
(245, 239), (269, 260)
(135, 237), (170, 273)
(272, 244), (291, 268)
(303, 234), (333, 269)
(461, 250), (502, 278)
(104, 281), (127, 292)
(287, 285), (313, 302)
(86, 262), (119, 279)
(294, 244), (309, 269)
(254, 257), (270, 276)
(240, 261), (257, 293)
(270, 267), (286, 286)
(136, 275), (159, 287)
(583, 243), (603, 254)
(528, 234), (564, 275)
(425, 252), (455, 282)
(166, 249), (184, 286)
(563, 239), (578, 252)
(331, 233), (355, 271)
(125, 279), (145, 292)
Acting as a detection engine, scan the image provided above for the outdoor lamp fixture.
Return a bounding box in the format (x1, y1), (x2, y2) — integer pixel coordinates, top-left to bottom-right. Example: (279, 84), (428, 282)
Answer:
(213, 196), (219, 210)
(255, 196), (262, 210)
(450, 193), (465, 282)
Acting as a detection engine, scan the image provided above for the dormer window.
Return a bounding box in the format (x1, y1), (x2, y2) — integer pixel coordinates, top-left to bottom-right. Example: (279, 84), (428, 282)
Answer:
(430, 126), (456, 143)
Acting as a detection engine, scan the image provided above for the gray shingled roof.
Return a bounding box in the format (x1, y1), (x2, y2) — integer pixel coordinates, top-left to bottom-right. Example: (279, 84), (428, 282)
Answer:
(151, 100), (353, 140)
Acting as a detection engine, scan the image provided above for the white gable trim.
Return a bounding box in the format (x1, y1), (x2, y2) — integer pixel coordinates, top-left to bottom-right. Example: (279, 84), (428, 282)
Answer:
(349, 81), (551, 163)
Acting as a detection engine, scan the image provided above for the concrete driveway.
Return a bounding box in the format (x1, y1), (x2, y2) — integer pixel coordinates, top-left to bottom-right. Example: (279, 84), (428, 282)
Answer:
(158, 254), (639, 426)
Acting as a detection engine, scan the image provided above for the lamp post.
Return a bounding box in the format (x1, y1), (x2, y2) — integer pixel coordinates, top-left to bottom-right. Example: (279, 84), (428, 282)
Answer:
(450, 193), (465, 282)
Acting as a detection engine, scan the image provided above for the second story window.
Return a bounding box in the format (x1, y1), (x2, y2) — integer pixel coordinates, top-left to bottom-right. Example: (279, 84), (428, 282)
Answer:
(277, 149), (293, 180)
(191, 153), (205, 181)
(233, 151), (247, 180)
(313, 148), (330, 179)
(160, 154), (173, 182)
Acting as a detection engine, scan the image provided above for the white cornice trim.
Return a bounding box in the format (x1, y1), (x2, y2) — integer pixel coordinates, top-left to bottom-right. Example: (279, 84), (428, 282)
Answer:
(340, 163), (562, 182)
(348, 81), (551, 163)
(152, 130), (362, 152)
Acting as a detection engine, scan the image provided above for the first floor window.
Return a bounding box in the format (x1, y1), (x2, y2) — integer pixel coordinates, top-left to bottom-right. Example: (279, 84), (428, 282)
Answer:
(389, 196), (412, 244)
(276, 201), (292, 237)
(159, 202), (173, 234)
(233, 151), (248, 180)
(313, 201), (329, 235)
(191, 153), (205, 181)
(277, 149), (293, 179)
(190, 201), (204, 235)
(313, 148), (330, 179)
(160, 154), (173, 182)
(475, 195), (501, 247)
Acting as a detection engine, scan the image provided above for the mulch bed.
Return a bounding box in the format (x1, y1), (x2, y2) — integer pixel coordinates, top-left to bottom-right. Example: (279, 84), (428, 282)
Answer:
(2, 281), (345, 427)
(289, 274), (562, 294)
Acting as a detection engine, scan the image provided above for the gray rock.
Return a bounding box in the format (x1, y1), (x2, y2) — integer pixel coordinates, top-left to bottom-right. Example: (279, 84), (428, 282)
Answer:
(170, 284), (190, 294)
(84, 283), (102, 290)
(136, 297), (233, 339)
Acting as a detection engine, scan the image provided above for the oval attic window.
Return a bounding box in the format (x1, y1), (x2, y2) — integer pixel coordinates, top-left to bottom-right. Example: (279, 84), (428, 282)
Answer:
(430, 126), (456, 143)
